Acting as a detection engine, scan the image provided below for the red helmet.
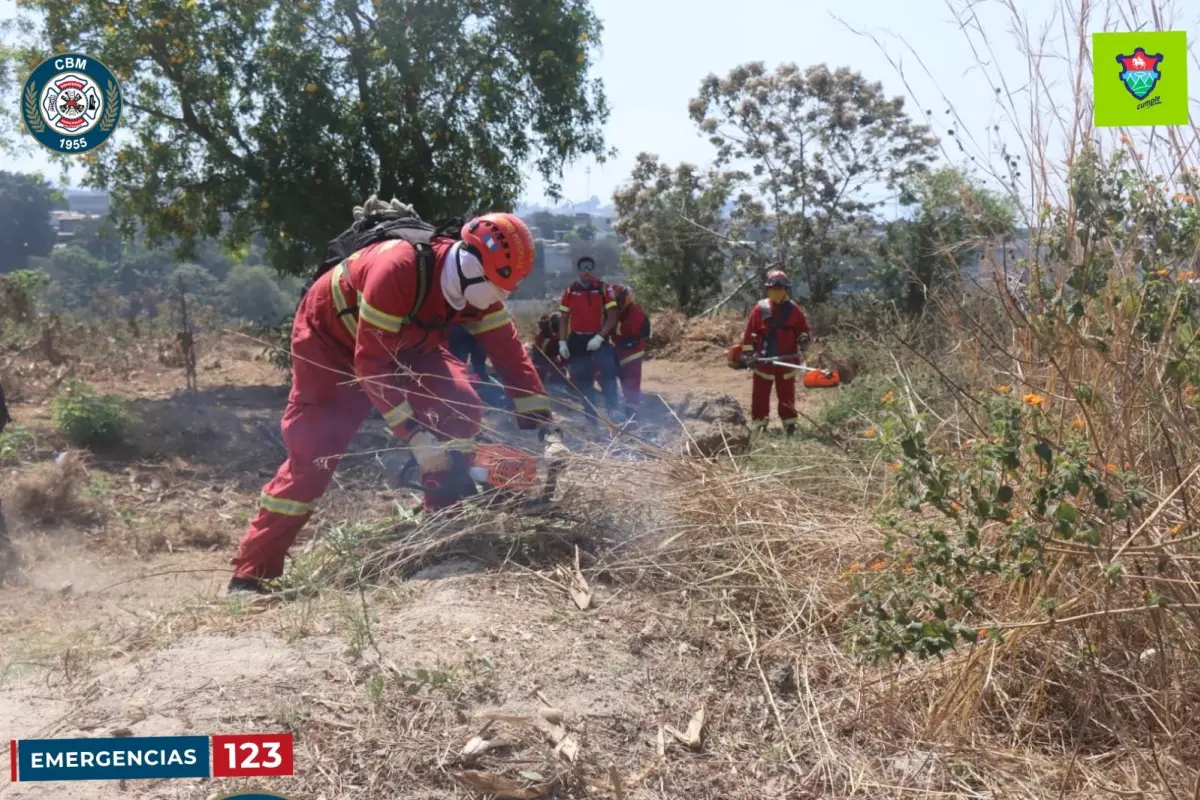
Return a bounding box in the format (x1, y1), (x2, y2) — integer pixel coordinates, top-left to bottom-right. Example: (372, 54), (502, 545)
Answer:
(461, 213), (536, 292)
(764, 270), (791, 290)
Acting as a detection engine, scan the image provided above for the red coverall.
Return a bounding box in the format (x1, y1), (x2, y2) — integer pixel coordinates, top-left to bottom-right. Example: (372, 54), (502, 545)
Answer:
(531, 327), (569, 386)
(741, 298), (811, 432)
(611, 296), (650, 406)
(231, 237), (551, 581)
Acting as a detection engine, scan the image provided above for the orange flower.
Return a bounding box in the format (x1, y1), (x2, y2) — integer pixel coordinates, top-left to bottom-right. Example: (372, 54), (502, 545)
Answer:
(850, 563), (862, 572)
(881, 391), (896, 405)
(1184, 195), (1196, 204)
(1185, 385), (1197, 395)
(870, 561), (886, 571)
(864, 428), (877, 438)
(889, 462), (902, 472)
(1180, 271), (1198, 281)
(1071, 417), (1086, 431)
(1106, 463), (1118, 473)
(977, 628), (989, 640)
(951, 501), (962, 512)
(997, 385), (1011, 394)
(1023, 392), (1045, 408)
(1120, 135), (1131, 145)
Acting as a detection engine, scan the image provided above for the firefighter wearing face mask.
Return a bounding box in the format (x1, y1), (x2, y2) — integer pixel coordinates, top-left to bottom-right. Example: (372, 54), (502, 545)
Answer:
(228, 198), (551, 595)
(740, 270), (811, 436)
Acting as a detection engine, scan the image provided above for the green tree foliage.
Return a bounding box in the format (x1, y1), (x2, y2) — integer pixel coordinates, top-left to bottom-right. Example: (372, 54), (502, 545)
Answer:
(612, 153), (737, 314)
(873, 167), (1016, 314)
(223, 265), (293, 324)
(0, 172), (59, 273)
(8, 0), (610, 274)
(46, 245), (112, 307)
(689, 62), (938, 303)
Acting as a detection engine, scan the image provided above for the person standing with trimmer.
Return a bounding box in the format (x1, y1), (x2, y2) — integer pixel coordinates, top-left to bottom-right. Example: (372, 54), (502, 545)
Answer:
(738, 270), (811, 436)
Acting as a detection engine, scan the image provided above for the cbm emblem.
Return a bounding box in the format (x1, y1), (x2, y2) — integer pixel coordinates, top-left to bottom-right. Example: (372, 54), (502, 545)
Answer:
(21, 52), (122, 155)
(1116, 47), (1164, 101)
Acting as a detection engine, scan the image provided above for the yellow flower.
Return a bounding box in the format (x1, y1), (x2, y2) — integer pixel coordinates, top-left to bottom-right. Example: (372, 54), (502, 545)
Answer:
(997, 385), (1011, 394)
(306, 83), (318, 93)
(864, 428), (877, 438)
(1022, 393), (1045, 408)
(881, 391), (896, 405)
(1071, 417), (1086, 431)
(889, 462), (901, 473)
(1169, 524), (1184, 537)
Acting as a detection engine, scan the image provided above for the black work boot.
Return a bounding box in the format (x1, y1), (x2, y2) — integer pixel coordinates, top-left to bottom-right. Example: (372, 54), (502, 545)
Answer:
(227, 576), (270, 595)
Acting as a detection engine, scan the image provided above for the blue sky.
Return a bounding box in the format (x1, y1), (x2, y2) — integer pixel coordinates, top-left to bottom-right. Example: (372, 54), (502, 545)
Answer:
(3, 0), (1197, 211)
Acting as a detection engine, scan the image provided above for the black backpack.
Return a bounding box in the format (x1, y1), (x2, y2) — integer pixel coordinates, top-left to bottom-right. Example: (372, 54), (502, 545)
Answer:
(300, 214), (464, 324)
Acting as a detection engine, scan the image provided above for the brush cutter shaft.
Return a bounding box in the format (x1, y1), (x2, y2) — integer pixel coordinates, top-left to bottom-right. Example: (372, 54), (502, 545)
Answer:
(757, 358), (826, 375)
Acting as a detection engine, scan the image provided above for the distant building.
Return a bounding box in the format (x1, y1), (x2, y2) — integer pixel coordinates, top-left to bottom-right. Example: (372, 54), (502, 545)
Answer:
(50, 210), (92, 244)
(65, 189), (110, 216)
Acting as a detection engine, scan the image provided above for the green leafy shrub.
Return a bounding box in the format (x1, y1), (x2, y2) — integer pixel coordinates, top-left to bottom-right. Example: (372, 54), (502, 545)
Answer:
(51, 379), (130, 450)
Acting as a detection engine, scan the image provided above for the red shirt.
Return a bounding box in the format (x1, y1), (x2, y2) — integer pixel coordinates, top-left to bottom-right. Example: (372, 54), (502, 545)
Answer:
(741, 299), (810, 361)
(558, 280), (616, 335)
(302, 237), (550, 430)
(615, 299), (649, 342)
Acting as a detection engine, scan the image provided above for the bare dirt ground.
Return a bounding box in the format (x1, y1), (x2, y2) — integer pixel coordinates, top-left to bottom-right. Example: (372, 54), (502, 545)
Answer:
(0, 324), (838, 800)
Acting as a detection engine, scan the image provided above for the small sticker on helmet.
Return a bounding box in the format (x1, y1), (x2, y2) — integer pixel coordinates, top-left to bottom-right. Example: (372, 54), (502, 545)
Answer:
(482, 234), (500, 251)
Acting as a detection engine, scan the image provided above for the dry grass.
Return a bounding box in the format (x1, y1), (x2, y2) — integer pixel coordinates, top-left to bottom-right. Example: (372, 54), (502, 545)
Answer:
(9, 451), (103, 527)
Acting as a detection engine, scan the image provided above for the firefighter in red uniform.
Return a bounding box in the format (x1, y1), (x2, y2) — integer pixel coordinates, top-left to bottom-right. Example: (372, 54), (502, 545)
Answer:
(228, 200), (551, 595)
(606, 283), (651, 414)
(530, 311), (569, 389)
(556, 257), (622, 419)
(740, 270), (811, 436)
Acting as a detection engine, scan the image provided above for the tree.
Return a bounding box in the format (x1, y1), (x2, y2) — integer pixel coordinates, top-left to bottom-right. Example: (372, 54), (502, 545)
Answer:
(223, 265), (293, 324)
(0, 171), (59, 273)
(46, 245), (113, 308)
(612, 153), (737, 314)
(872, 167), (1016, 315)
(689, 62), (938, 303)
(7, 0), (611, 275)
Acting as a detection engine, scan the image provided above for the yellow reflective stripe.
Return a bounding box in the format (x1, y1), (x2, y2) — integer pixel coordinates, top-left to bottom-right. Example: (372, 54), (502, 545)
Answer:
(441, 438), (477, 452)
(742, 344), (754, 351)
(330, 262), (357, 339)
(513, 394), (551, 413)
(619, 351), (644, 366)
(463, 308), (512, 336)
(358, 298), (405, 333)
(382, 402), (413, 427)
(604, 300), (617, 310)
(377, 239), (402, 253)
(785, 370), (799, 380)
(752, 369), (773, 380)
(259, 492), (314, 516)
(557, 304), (569, 312)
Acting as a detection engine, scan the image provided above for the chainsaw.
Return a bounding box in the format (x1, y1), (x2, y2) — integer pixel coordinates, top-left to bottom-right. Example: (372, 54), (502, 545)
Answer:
(392, 426), (570, 510)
